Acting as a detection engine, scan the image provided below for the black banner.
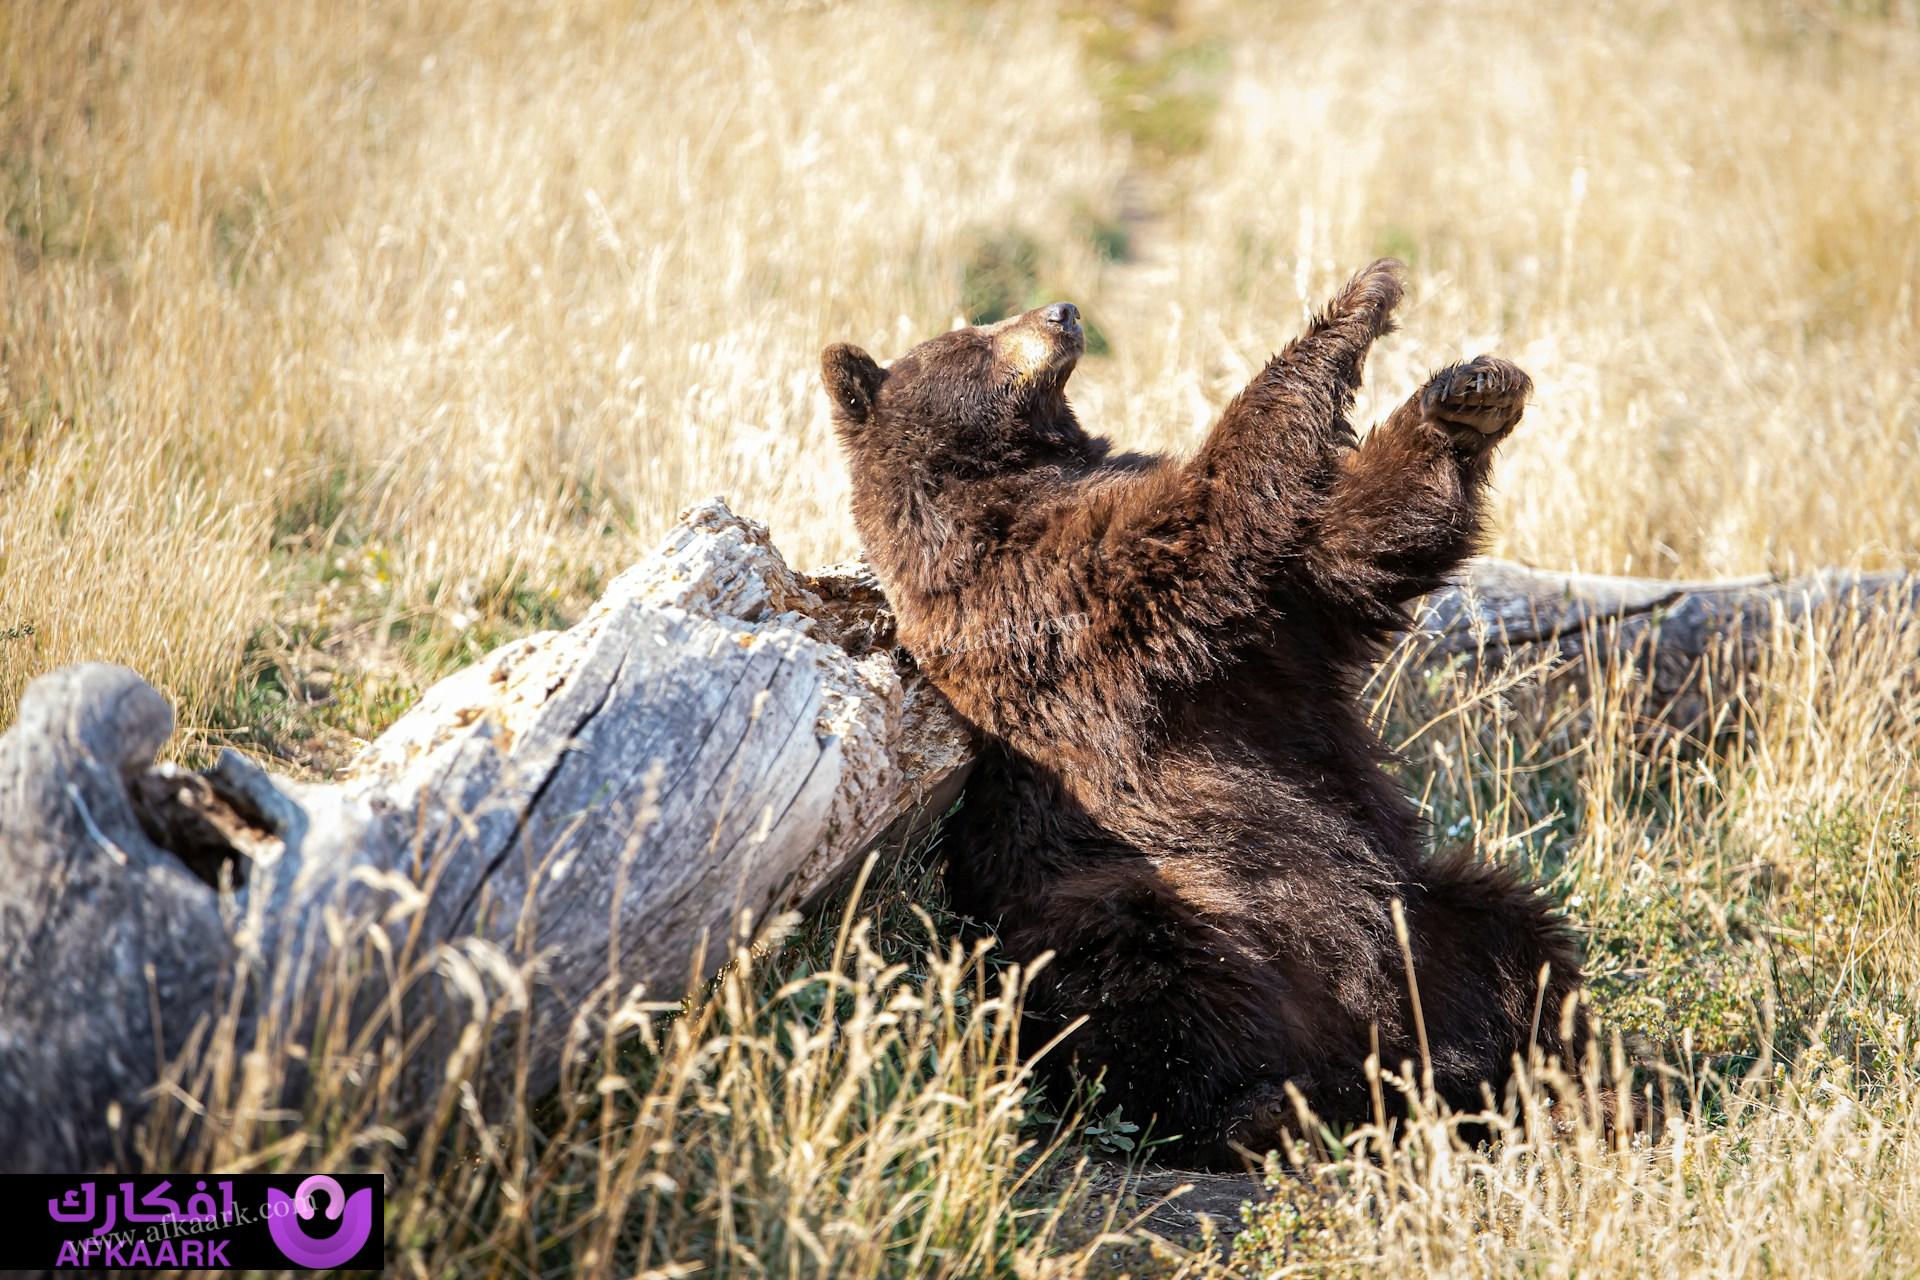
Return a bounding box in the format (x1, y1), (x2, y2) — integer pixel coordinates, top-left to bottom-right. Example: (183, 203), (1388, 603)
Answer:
(7, 1173), (383, 1271)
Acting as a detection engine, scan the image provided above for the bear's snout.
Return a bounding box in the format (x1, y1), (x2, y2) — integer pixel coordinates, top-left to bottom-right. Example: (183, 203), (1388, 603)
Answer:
(992, 303), (1084, 381)
(1041, 302), (1081, 337)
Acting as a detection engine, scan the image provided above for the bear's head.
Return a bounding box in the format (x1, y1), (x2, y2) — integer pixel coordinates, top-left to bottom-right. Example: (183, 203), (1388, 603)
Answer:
(821, 302), (1093, 478)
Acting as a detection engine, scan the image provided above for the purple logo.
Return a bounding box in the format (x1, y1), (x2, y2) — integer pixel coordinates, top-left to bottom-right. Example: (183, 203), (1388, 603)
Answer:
(267, 1175), (374, 1270)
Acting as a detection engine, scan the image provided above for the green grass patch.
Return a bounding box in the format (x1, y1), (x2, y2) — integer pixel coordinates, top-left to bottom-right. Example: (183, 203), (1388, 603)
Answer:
(1, 148), (115, 267)
(1073, 0), (1227, 164)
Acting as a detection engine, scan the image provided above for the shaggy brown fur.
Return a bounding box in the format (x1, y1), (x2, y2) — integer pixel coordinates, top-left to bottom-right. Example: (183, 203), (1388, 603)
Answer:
(824, 261), (1588, 1167)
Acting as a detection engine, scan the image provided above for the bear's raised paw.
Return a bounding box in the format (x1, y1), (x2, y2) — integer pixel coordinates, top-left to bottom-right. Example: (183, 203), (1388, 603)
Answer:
(1420, 354), (1532, 444)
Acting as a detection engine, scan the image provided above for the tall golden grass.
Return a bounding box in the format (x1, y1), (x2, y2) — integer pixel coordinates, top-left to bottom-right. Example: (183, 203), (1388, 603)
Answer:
(8, 0), (1912, 739)
(6, 0), (1920, 1275)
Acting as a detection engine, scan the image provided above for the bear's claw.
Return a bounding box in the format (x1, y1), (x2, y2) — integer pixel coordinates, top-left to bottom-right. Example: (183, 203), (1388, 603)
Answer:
(1420, 354), (1531, 439)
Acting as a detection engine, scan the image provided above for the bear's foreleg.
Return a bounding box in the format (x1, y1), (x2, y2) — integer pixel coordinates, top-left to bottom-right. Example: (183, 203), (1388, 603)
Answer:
(1075, 260), (1419, 672)
(1188, 259), (1405, 527)
(1292, 355), (1531, 626)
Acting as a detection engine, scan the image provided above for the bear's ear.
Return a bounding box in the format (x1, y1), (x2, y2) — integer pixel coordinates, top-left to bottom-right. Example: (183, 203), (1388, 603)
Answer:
(821, 343), (886, 427)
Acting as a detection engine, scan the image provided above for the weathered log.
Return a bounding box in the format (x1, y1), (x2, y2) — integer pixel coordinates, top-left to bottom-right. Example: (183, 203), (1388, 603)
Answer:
(1417, 560), (1920, 741)
(0, 498), (1912, 1172)
(0, 500), (969, 1173)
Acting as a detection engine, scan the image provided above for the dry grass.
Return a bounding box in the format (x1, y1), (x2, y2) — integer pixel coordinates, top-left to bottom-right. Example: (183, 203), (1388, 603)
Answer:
(137, 853), (1159, 1278)
(6, 0), (1920, 1275)
(5, 0), (1917, 743)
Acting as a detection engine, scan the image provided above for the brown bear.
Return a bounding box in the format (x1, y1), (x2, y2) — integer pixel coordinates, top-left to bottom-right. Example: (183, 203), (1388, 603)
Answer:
(823, 259), (1588, 1167)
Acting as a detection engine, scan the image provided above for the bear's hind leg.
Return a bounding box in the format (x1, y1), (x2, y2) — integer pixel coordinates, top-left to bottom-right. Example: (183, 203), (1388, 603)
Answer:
(1396, 847), (1587, 1113)
(1010, 863), (1304, 1167)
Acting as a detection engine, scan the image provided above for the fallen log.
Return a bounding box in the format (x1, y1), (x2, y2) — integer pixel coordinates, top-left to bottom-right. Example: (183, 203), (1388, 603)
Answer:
(0, 500), (970, 1173)
(1417, 559), (1920, 742)
(0, 498), (1911, 1172)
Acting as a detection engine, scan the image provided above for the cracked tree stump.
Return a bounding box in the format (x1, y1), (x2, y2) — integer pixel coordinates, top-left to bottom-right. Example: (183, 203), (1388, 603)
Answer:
(0, 497), (1912, 1172)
